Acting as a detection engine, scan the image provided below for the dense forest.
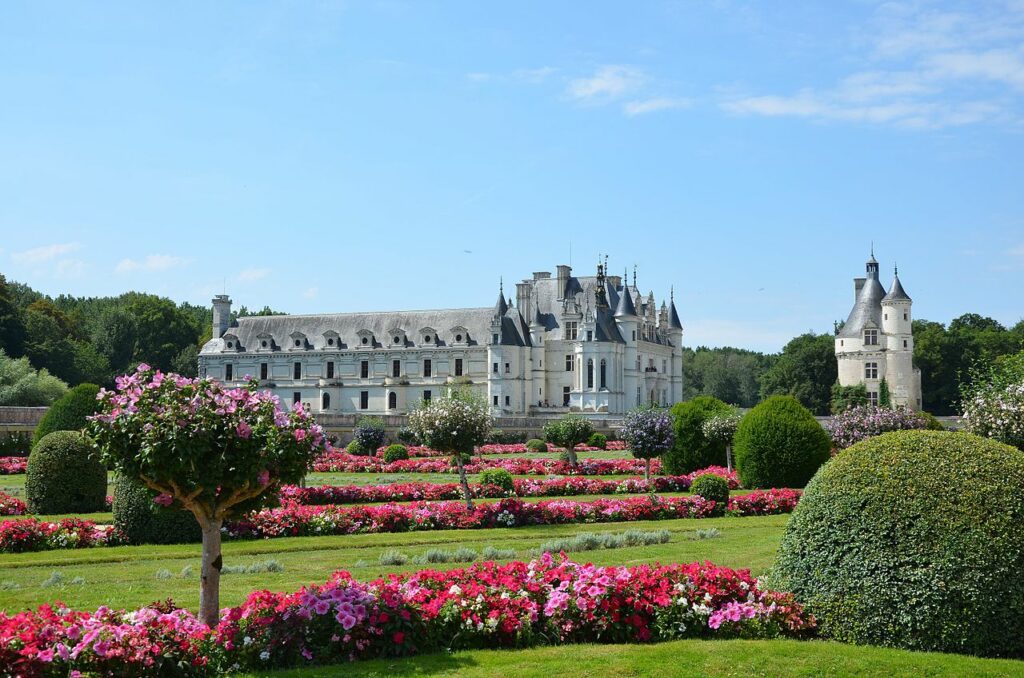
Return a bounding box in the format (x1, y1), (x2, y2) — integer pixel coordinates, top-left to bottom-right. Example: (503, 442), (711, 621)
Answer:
(0, 272), (1020, 414)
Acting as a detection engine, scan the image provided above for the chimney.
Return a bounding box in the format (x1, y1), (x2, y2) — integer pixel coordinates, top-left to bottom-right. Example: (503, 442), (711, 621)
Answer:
(516, 282), (532, 320)
(532, 271), (551, 280)
(854, 277), (866, 300)
(556, 265), (571, 300)
(212, 295), (232, 338)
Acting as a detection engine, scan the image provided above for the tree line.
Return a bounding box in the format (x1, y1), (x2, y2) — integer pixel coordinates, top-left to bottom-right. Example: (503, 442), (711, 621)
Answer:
(1, 272), (1020, 413)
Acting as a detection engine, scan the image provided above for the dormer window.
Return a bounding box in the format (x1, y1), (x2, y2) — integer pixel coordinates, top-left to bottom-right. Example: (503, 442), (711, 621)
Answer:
(288, 332), (309, 351)
(864, 329), (878, 346)
(221, 333), (241, 352)
(449, 326), (469, 345)
(356, 329), (375, 347)
(255, 333), (275, 351)
(322, 330), (341, 349)
(418, 327), (437, 346)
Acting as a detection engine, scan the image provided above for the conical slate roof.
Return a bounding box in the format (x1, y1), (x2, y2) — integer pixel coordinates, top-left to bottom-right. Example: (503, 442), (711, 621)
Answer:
(494, 289), (508, 316)
(883, 274), (911, 302)
(838, 276), (886, 338)
(614, 283), (637, 318)
(668, 300), (683, 330)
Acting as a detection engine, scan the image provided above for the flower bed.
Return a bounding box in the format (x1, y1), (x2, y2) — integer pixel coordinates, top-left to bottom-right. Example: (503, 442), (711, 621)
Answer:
(370, 441), (629, 458)
(283, 467), (741, 506)
(0, 555), (815, 674)
(312, 454), (662, 475)
(0, 456), (27, 475)
(0, 491), (27, 516)
(0, 490), (799, 553)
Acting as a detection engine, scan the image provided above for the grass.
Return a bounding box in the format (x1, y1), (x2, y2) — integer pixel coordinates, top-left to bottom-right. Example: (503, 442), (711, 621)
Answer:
(248, 639), (1024, 677)
(0, 514), (788, 611)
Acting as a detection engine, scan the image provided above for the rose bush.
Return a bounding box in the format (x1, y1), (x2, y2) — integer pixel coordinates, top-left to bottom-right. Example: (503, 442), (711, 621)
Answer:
(312, 454), (663, 476)
(824, 405), (934, 450)
(0, 456), (27, 474)
(0, 555), (815, 674)
(0, 490), (27, 515)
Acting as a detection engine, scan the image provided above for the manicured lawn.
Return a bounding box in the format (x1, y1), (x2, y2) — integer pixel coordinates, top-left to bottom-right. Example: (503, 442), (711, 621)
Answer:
(251, 639), (1024, 677)
(0, 514), (787, 611)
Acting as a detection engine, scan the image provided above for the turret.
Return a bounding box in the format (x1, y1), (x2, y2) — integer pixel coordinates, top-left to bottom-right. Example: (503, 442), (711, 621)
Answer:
(494, 280), (509, 317)
(212, 295), (231, 338)
(881, 266), (913, 339)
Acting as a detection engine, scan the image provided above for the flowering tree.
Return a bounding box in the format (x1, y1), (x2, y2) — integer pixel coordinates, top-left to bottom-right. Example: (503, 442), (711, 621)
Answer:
(408, 387), (492, 508)
(962, 353), (1024, 450)
(87, 365), (326, 626)
(824, 405), (932, 450)
(543, 416), (594, 467)
(619, 407), (675, 481)
(702, 412), (742, 471)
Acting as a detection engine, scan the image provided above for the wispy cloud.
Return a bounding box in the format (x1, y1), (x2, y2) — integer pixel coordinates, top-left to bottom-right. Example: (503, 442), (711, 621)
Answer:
(513, 66), (556, 83)
(238, 267), (271, 282)
(567, 65), (646, 102)
(624, 97), (692, 116)
(116, 254), (189, 273)
(722, 3), (1024, 129)
(302, 286), (318, 299)
(56, 259), (85, 278)
(11, 242), (80, 265)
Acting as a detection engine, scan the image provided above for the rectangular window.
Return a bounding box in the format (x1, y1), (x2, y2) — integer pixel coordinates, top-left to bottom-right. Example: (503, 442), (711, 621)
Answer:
(293, 362), (301, 380)
(326, 361), (334, 379)
(493, 362), (498, 374)
(864, 329), (878, 346)
(392, 360), (401, 378)
(504, 362), (510, 374)
(360, 391), (369, 410)
(565, 322), (578, 340)
(632, 330), (636, 341)
(565, 355), (574, 371)
(868, 391), (879, 406)
(586, 330), (593, 341)
(904, 313), (908, 321)
(504, 395), (510, 406)
(292, 392), (301, 405)
(493, 395), (499, 406)
(492, 333), (499, 344)
(225, 364), (233, 381)
(360, 361), (369, 378)
(662, 359), (667, 373)
(260, 363), (268, 380)
(636, 386), (641, 403)
(903, 339), (908, 348)
(423, 359), (432, 377)
(455, 358), (463, 376)
(563, 386), (570, 407)
(865, 362), (878, 379)
(423, 390), (431, 402)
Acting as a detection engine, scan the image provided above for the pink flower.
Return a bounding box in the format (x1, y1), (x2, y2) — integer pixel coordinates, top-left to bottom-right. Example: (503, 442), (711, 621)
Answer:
(153, 494), (174, 507)
(236, 422), (252, 440)
(257, 470), (270, 486)
(294, 429), (307, 442)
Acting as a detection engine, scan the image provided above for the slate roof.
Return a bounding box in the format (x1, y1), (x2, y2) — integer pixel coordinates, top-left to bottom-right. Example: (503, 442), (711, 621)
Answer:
(882, 274), (911, 302)
(838, 275), (886, 338)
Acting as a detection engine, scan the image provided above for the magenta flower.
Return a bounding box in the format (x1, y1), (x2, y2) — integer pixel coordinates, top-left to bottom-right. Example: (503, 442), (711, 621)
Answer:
(236, 422), (252, 440)
(153, 494), (174, 507)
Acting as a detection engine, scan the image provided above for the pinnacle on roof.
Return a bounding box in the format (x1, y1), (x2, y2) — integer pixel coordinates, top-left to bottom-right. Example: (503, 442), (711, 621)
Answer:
(495, 280), (509, 316)
(668, 287), (683, 330)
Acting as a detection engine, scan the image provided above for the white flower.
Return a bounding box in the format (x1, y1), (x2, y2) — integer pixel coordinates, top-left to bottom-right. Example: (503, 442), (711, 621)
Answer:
(260, 650), (271, 661)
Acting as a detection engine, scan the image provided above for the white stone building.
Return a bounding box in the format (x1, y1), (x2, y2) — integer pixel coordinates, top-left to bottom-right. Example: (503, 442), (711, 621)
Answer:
(198, 261), (684, 416)
(835, 252), (922, 409)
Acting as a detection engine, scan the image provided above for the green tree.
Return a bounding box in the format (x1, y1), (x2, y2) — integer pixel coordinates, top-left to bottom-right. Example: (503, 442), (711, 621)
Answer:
(830, 383), (868, 413)
(0, 349), (68, 406)
(0, 274), (26, 358)
(90, 307), (138, 374)
(543, 416), (594, 467)
(759, 333), (837, 415)
(127, 295), (202, 371)
(878, 378), (891, 407)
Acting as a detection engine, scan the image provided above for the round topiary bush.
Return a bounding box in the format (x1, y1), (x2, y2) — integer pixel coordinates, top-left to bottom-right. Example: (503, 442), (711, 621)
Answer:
(346, 439), (366, 456)
(771, 430), (1024, 657)
(664, 396), (733, 475)
(918, 411), (945, 431)
(25, 430), (106, 515)
(383, 444), (409, 463)
(690, 473), (729, 515)
(587, 432), (607, 449)
(733, 395), (830, 488)
(32, 383), (101, 449)
(112, 474), (201, 545)
(525, 438), (548, 453)
(478, 467), (514, 493)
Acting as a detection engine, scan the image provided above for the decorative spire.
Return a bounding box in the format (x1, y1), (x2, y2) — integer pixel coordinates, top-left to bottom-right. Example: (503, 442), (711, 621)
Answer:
(494, 280), (509, 316)
(614, 275), (638, 318)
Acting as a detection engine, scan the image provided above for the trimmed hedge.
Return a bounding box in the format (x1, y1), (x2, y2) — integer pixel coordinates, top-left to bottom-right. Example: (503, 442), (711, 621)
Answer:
(32, 383), (101, 449)
(112, 474), (201, 545)
(664, 397), (733, 475)
(346, 439), (367, 456)
(587, 433), (608, 450)
(919, 411), (945, 431)
(770, 430), (1024, 657)
(478, 468), (514, 493)
(526, 439), (548, 453)
(383, 444), (409, 463)
(690, 473), (729, 515)
(733, 396), (830, 489)
(25, 431), (106, 515)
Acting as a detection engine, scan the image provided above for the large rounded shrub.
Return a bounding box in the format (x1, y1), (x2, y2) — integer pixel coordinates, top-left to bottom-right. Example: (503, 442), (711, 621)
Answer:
(32, 383), (101, 449)
(771, 430), (1024, 657)
(478, 468), (514, 493)
(733, 396), (829, 488)
(525, 439), (548, 453)
(25, 430), (106, 514)
(113, 474), (201, 545)
(383, 444), (409, 463)
(690, 473), (729, 515)
(587, 433), (607, 449)
(664, 397), (734, 475)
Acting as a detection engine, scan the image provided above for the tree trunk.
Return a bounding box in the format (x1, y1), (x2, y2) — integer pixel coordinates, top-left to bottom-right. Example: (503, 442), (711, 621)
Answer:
(455, 455), (474, 510)
(726, 444), (733, 473)
(645, 457), (651, 482)
(199, 518), (224, 627)
(568, 445), (579, 467)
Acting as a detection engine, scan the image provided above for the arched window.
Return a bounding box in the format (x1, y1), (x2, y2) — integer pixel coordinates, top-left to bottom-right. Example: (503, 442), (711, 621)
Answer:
(586, 359), (594, 389)
(599, 359), (607, 389)
(322, 393), (330, 410)
(388, 392), (397, 410)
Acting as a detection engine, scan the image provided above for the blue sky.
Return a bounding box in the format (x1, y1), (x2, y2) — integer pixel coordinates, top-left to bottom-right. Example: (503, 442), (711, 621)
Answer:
(1, 1), (1022, 352)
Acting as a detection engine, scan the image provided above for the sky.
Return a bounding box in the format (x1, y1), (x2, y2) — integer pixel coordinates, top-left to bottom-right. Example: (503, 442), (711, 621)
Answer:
(1, 1), (1022, 352)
